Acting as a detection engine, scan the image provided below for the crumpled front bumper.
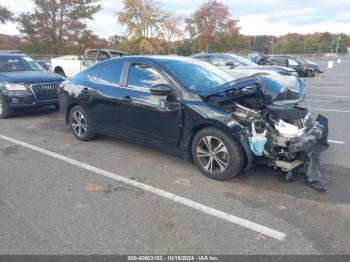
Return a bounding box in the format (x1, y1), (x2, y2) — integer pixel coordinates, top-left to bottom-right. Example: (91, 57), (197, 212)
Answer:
(288, 114), (329, 154)
(272, 114), (329, 172)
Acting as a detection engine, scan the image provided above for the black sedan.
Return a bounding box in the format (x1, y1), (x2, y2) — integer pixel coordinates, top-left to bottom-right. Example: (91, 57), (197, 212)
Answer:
(0, 53), (65, 118)
(59, 56), (329, 190)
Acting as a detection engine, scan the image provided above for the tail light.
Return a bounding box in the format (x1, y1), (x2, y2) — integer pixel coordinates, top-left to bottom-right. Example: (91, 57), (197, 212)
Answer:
(58, 84), (64, 92)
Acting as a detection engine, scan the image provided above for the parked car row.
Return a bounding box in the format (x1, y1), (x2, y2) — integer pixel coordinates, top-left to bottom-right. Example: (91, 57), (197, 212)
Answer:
(249, 54), (323, 77)
(0, 50), (329, 191)
(192, 53), (299, 78)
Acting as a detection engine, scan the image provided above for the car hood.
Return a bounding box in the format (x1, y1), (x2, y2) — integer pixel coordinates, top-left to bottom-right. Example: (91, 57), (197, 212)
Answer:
(0, 71), (65, 84)
(226, 65), (296, 73)
(199, 75), (305, 106)
(258, 65), (296, 72)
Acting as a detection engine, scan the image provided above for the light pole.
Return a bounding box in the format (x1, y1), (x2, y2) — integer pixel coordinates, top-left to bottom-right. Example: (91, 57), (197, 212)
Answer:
(252, 36), (256, 52)
(335, 36), (341, 55)
(271, 40), (274, 55)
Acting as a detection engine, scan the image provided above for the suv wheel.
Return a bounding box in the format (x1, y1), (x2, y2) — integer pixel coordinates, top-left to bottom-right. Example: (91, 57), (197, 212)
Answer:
(192, 127), (244, 181)
(69, 105), (95, 141)
(0, 95), (11, 119)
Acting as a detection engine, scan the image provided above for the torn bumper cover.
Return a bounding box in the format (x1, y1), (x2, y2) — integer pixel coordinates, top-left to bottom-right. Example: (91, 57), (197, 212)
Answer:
(273, 115), (329, 189)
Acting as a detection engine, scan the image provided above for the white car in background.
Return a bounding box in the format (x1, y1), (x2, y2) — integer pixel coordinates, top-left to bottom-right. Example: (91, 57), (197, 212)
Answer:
(193, 53), (298, 79)
(51, 49), (126, 78)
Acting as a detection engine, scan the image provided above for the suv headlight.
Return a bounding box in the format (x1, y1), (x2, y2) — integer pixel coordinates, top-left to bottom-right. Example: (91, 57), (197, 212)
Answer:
(4, 83), (27, 91)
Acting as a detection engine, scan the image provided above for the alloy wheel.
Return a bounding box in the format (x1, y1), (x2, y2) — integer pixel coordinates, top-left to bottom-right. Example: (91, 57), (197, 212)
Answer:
(71, 111), (87, 137)
(196, 136), (229, 174)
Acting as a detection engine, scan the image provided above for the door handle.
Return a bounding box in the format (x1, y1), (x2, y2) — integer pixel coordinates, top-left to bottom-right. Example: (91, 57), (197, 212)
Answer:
(81, 87), (89, 93)
(122, 96), (133, 103)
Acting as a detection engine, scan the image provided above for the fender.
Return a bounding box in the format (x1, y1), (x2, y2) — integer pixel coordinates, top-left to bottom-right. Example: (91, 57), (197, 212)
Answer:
(179, 100), (254, 169)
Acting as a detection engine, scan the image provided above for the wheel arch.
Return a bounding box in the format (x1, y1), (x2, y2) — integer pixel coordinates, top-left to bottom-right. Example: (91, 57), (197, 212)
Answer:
(65, 102), (79, 125)
(182, 121), (252, 170)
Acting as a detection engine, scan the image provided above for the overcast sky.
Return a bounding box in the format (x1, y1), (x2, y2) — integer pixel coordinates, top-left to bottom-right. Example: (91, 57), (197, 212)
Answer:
(1, 0), (349, 38)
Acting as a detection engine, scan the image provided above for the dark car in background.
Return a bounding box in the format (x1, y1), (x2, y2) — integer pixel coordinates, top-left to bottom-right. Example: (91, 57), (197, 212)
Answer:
(59, 56), (328, 190)
(257, 55), (322, 77)
(0, 52), (65, 118)
(193, 53), (298, 79)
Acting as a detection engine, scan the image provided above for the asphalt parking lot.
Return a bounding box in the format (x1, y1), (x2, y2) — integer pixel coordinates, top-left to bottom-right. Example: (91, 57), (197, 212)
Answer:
(1, 56), (350, 255)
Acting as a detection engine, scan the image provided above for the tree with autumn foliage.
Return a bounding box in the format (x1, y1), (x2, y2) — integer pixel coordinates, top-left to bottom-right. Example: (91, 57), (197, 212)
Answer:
(0, 5), (13, 24)
(17, 0), (101, 55)
(161, 14), (182, 53)
(187, 0), (240, 52)
(117, 0), (166, 40)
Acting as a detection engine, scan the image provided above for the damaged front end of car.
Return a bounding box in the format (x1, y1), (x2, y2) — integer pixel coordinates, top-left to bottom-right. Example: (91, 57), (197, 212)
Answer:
(202, 75), (329, 191)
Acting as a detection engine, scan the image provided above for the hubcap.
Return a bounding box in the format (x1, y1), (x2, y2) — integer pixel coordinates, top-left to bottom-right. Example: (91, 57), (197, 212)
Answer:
(0, 99), (3, 115)
(197, 136), (229, 174)
(71, 111), (87, 137)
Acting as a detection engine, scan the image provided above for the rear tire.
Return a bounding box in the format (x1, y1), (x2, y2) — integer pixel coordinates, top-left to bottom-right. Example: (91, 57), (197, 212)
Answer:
(192, 127), (244, 181)
(0, 95), (11, 119)
(69, 105), (95, 141)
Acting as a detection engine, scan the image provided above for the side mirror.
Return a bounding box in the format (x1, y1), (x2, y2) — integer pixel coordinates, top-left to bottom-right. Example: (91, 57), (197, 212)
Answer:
(150, 83), (173, 96)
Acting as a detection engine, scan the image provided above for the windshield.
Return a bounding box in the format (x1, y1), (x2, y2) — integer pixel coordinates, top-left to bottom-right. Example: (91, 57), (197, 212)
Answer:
(225, 54), (257, 66)
(295, 57), (307, 65)
(0, 55), (43, 72)
(163, 59), (235, 93)
(110, 52), (126, 57)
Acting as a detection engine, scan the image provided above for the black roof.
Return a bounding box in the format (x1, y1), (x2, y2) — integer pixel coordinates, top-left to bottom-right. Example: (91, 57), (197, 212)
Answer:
(101, 55), (198, 65)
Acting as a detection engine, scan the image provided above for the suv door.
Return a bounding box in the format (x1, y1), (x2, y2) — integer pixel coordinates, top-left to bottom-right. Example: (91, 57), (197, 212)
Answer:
(81, 61), (125, 133)
(119, 63), (181, 147)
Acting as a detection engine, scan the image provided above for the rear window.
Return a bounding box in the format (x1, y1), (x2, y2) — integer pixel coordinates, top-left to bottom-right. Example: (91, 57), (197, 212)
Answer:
(97, 62), (124, 86)
(0, 55), (43, 72)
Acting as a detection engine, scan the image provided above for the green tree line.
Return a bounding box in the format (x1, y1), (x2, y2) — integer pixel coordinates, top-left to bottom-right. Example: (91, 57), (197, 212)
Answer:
(0, 0), (349, 56)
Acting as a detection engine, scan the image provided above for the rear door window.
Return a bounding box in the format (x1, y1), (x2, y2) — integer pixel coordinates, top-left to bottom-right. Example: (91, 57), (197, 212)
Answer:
(271, 57), (287, 66)
(97, 62), (124, 87)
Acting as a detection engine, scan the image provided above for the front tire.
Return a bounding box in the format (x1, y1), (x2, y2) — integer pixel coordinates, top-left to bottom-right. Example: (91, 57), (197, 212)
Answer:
(0, 95), (11, 119)
(69, 105), (95, 141)
(192, 127), (244, 181)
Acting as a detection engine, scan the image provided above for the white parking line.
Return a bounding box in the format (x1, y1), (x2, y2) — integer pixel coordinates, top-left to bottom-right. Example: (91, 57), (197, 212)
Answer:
(305, 98), (339, 103)
(308, 87), (350, 90)
(307, 94), (350, 99)
(0, 133), (286, 241)
(328, 139), (345, 144)
(310, 108), (350, 113)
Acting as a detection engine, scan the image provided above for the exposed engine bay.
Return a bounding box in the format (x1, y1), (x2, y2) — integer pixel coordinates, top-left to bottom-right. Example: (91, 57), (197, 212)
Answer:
(205, 75), (329, 191)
